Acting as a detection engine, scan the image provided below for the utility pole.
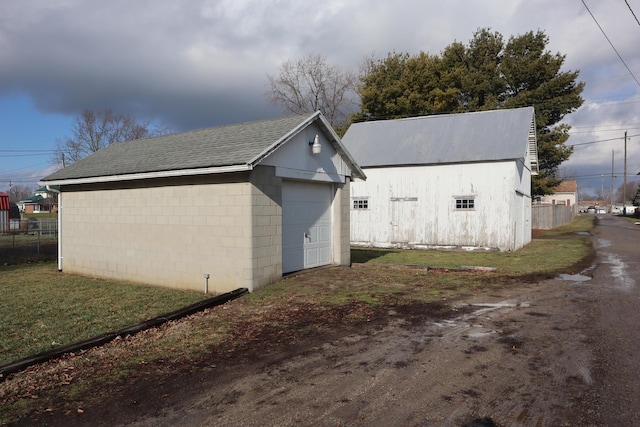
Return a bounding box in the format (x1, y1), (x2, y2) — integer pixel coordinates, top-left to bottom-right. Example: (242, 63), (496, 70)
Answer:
(611, 150), (614, 207)
(624, 131), (628, 214)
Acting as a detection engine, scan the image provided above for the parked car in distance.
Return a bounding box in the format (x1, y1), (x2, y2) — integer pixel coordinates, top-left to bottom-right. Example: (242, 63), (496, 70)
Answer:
(596, 207), (607, 214)
(587, 206), (596, 214)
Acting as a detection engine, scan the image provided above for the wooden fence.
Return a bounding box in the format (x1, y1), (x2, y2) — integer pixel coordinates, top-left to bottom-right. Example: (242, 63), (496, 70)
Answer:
(532, 204), (575, 230)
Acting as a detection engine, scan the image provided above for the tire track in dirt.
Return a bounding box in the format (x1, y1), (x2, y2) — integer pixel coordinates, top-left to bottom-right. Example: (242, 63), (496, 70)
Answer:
(116, 279), (597, 427)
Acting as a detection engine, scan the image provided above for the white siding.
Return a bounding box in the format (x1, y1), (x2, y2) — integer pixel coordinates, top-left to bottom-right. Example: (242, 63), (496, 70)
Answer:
(351, 161), (531, 251)
(261, 124), (352, 184)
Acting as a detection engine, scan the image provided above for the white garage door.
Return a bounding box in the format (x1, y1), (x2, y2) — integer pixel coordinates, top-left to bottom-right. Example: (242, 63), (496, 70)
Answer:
(282, 181), (333, 274)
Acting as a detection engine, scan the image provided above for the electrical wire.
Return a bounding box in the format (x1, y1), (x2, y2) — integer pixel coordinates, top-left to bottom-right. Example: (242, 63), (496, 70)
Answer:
(581, 0), (640, 88)
(567, 133), (640, 147)
(625, 0), (640, 27)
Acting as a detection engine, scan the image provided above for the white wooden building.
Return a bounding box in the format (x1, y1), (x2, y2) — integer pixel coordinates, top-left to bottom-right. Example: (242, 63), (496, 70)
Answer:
(342, 107), (538, 251)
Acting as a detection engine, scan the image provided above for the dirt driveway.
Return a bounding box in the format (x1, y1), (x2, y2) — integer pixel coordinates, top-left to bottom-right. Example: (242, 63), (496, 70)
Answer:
(132, 280), (599, 427)
(7, 278), (597, 427)
(7, 215), (640, 426)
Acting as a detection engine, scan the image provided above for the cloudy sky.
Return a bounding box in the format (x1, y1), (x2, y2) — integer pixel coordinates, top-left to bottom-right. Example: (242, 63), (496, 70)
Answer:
(1, 0), (640, 198)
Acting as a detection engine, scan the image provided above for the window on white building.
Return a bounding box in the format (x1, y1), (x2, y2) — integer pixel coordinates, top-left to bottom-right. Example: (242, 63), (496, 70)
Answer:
(353, 199), (369, 210)
(455, 197), (475, 210)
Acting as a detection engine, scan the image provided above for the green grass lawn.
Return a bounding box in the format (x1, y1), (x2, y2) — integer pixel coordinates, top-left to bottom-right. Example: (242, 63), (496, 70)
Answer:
(0, 265), (208, 365)
(0, 215), (594, 367)
(351, 214), (594, 277)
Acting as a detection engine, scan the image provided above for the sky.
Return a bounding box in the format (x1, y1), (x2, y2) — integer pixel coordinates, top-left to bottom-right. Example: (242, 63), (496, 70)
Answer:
(1, 0), (640, 200)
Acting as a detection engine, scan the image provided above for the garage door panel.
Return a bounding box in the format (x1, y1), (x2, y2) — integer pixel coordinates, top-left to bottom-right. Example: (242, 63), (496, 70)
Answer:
(282, 181), (333, 274)
(306, 248), (319, 266)
(318, 226), (331, 243)
(319, 246), (331, 263)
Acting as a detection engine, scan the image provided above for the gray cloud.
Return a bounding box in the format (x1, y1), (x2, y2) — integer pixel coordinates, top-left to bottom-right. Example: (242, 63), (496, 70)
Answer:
(1, 0), (639, 194)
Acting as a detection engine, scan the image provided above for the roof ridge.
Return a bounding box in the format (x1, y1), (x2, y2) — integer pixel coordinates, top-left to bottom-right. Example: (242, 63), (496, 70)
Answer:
(359, 106), (534, 124)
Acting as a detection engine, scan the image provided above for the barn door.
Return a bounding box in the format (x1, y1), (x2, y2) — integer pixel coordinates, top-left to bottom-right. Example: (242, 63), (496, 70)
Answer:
(282, 181), (333, 273)
(390, 197), (418, 244)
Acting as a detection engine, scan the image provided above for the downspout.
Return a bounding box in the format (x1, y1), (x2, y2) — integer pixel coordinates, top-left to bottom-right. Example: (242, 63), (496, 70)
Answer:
(46, 185), (62, 272)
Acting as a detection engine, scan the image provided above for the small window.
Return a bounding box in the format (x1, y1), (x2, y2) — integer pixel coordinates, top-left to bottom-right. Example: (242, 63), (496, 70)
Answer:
(455, 198), (475, 210)
(353, 199), (369, 210)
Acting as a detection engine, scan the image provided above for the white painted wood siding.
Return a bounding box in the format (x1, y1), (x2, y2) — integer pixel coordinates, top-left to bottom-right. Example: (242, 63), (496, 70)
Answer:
(351, 160), (532, 251)
(261, 124), (352, 183)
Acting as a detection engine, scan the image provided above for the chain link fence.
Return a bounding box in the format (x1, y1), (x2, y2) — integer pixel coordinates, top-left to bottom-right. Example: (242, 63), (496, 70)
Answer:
(0, 219), (58, 263)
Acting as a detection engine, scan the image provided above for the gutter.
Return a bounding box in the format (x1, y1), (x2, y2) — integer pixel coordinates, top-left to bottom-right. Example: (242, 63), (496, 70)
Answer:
(40, 164), (253, 187)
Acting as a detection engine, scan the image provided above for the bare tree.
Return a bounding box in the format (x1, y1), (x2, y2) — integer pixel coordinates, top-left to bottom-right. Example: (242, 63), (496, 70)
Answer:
(266, 53), (358, 127)
(7, 184), (34, 203)
(595, 186), (613, 203)
(615, 181), (639, 204)
(53, 109), (168, 166)
(578, 189), (597, 202)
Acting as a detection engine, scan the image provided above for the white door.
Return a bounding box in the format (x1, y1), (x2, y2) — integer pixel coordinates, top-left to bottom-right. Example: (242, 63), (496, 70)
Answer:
(390, 197), (418, 243)
(282, 181), (333, 273)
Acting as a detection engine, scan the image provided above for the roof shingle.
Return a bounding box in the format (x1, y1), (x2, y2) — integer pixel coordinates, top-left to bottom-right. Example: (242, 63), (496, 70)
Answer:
(42, 114), (310, 182)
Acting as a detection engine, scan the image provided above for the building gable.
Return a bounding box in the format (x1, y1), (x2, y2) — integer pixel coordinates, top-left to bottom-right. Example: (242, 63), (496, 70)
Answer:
(260, 123), (357, 183)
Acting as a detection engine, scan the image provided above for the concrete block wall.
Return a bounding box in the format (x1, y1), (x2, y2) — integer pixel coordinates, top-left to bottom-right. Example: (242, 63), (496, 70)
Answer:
(249, 166), (283, 290)
(60, 174), (257, 294)
(333, 179), (351, 266)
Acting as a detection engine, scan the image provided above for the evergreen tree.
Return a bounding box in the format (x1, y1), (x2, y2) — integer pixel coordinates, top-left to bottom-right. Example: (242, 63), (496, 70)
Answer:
(632, 187), (640, 207)
(356, 29), (585, 195)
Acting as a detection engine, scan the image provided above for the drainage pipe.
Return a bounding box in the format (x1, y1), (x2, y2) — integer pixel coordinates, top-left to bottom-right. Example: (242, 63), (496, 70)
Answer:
(46, 185), (62, 271)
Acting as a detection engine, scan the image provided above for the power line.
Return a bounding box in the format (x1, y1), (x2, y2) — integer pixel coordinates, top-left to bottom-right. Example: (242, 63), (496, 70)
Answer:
(567, 133), (640, 147)
(569, 127), (640, 134)
(0, 153), (51, 158)
(0, 150), (54, 158)
(581, 0), (640, 88)
(625, 0), (640, 27)
(0, 149), (56, 153)
(567, 175), (633, 181)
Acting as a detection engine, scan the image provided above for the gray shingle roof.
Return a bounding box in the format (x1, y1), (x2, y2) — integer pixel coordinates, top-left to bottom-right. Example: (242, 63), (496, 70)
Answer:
(42, 114), (313, 182)
(342, 107), (536, 168)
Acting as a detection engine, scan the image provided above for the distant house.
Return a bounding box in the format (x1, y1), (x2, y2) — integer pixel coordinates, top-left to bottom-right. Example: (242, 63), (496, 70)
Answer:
(17, 186), (58, 214)
(342, 107), (538, 251)
(40, 112), (365, 294)
(17, 195), (56, 214)
(537, 180), (578, 213)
